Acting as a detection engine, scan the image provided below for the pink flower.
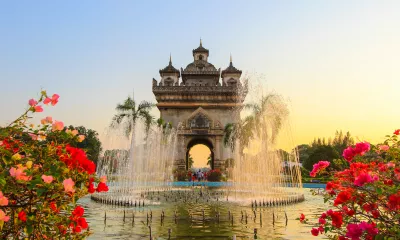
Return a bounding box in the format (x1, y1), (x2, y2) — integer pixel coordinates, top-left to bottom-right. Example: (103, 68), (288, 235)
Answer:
(100, 176), (107, 183)
(77, 135), (85, 142)
(44, 94), (59, 106)
(29, 133), (38, 140)
(318, 217), (326, 225)
(359, 222), (378, 236)
(66, 129), (79, 136)
(41, 175), (53, 184)
(342, 142), (370, 162)
(346, 222), (378, 239)
(9, 165), (31, 181)
(355, 142), (370, 156)
(379, 145), (389, 151)
(52, 121), (64, 131)
(34, 105), (43, 112)
(346, 223), (363, 240)
(387, 162), (395, 168)
(0, 209), (10, 222)
(343, 147), (356, 162)
(310, 161), (330, 177)
(354, 172), (376, 187)
(63, 178), (75, 193)
(28, 99), (37, 107)
(0, 191), (8, 206)
(41, 116), (53, 125)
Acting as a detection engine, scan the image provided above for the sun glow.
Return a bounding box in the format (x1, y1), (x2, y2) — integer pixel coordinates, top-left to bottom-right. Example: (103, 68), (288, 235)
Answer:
(189, 144), (211, 168)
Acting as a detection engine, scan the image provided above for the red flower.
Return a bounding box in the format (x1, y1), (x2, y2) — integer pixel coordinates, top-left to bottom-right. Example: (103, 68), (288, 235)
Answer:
(50, 202), (59, 213)
(384, 179), (393, 186)
(88, 182), (96, 193)
(57, 225), (67, 235)
(371, 210), (380, 218)
(394, 129), (400, 135)
(72, 206), (85, 218)
(299, 213), (305, 222)
(334, 190), (352, 206)
(327, 210), (343, 228)
(311, 228), (319, 236)
(96, 182), (109, 192)
(72, 226), (81, 233)
(18, 210), (27, 222)
(342, 206), (355, 216)
(77, 217), (88, 229)
(362, 203), (377, 212)
(61, 146), (96, 174)
(388, 193), (400, 210)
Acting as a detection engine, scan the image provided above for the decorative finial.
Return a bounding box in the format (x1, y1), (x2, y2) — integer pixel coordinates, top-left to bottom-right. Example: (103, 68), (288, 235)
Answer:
(200, 38), (202, 46)
(230, 53), (232, 63)
(169, 53), (172, 65)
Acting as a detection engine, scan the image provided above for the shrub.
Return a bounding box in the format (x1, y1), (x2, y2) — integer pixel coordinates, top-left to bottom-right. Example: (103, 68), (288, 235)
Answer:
(0, 91), (108, 239)
(207, 169), (222, 182)
(302, 130), (400, 239)
(173, 169), (188, 181)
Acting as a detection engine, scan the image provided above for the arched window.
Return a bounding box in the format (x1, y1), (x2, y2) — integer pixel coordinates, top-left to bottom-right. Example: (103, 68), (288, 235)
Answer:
(198, 55), (203, 60)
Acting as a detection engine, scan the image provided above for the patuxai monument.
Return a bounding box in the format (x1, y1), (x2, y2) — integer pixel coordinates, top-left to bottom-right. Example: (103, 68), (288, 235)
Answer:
(152, 40), (247, 170)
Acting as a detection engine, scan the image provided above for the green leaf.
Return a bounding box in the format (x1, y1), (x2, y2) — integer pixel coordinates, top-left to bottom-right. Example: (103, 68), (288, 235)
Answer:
(0, 177), (6, 187)
(26, 224), (33, 235)
(27, 178), (42, 190)
(376, 187), (383, 195)
(36, 188), (47, 196)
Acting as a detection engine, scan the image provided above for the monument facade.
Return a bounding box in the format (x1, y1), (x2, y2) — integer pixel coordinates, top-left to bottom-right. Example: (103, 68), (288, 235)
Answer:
(152, 41), (247, 170)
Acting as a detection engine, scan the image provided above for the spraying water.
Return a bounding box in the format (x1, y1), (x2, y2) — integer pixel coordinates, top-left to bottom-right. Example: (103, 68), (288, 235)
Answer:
(93, 77), (303, 206)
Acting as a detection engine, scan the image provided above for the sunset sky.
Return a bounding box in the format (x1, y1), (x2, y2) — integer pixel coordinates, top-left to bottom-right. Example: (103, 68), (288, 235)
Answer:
(1, 1), (399, 165)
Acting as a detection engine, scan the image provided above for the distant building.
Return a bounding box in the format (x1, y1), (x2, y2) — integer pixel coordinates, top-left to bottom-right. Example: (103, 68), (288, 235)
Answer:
(152, 40), (247, 170)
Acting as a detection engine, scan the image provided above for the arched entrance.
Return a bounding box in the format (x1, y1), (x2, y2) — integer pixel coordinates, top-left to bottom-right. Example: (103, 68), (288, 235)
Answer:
(186, 138), (214, 170)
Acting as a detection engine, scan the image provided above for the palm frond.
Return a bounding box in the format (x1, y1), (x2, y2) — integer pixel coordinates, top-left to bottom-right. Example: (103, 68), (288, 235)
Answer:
(137, 101), (155, 112)
(110, 113), (128, 128)
(116, 97), (136, 112)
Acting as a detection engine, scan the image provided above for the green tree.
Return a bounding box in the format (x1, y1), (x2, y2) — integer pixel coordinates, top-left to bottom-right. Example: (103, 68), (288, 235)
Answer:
(110, 96), (154, 138)
(302, 145), (340, 171)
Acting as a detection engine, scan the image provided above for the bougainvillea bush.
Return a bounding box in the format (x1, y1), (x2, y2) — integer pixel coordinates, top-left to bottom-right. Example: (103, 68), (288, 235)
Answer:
(304, 130), (400, 239)
(0, 91), (108, 239)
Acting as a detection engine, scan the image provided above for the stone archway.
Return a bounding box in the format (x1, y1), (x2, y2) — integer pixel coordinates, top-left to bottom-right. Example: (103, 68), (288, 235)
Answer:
(186, 138), (214, 170)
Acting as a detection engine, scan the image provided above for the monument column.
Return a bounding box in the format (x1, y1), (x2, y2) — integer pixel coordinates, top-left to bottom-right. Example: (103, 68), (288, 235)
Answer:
(214, 136), (222, 170)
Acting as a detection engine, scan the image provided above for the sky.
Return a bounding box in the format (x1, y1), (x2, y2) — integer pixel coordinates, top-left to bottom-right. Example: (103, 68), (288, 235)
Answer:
(1, 1), (400, 164)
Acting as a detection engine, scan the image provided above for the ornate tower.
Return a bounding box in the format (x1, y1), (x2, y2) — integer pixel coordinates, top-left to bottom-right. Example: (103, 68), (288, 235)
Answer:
(152, 41), (247, 170)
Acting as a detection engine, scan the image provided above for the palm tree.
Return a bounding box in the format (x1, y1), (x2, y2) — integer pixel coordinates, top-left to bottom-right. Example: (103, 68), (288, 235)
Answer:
(223, 94), (288, 153)
(245, 94), (288, 143)
(110, 96), (154, 139)
(188, 155), (194, 169)
(206, 155), (212, 166)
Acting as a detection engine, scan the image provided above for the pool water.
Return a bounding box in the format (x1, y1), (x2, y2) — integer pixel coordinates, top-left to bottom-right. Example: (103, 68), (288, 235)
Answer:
(79, 187), (328, 239)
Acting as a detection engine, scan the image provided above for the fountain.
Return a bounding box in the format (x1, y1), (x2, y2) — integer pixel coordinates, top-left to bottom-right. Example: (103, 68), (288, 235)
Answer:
(91, 87), (304, 207)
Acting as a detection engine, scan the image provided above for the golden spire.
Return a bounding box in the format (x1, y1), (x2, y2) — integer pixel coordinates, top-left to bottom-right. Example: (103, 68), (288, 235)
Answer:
(200, 38), (202, 47)
(169, 53), (172, 65)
